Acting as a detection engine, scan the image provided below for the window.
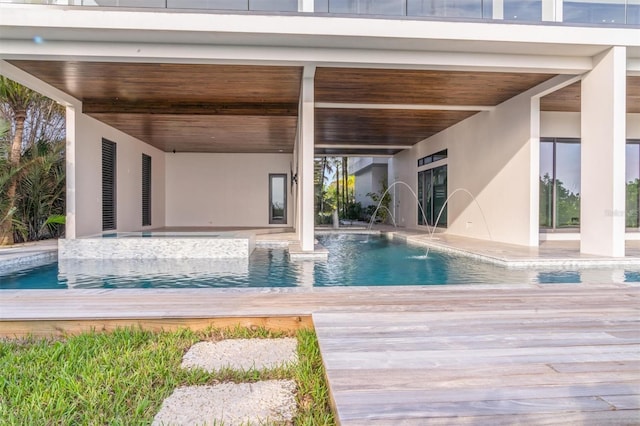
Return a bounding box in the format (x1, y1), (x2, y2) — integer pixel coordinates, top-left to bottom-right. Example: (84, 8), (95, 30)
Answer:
(269, 174), (287, 224)
(563, 0), (626, 25)
(418, 149), (447, 167)
(407, 0), (489, 19)
(627, 140), (640, 229)
(539, 138), (581, 229)
(102, 138), (117, 231)
(165, 0), (297, 11)
(325, 0), (406, 15)
(541, 138), (640, 231)
(142, 154), (152, 227)
(503, 0), (541, 21)
(418, 165), (448, 227)
(629, 0), (640, 25)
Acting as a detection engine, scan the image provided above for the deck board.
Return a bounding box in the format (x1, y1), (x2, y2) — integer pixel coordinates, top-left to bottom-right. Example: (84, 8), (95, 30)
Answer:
(310, 285), (640, 424)
(1, 284), (639, 424)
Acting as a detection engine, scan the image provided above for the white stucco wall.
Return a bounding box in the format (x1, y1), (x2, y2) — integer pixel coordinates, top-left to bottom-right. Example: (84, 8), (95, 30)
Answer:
(74, 113), (166, 237)
(165, 153), (292, 227)
(541, 112), (640, 138)
(391, 89), (540, 246)
(353, 164), (388, 207)
(389, 109), (639, 246)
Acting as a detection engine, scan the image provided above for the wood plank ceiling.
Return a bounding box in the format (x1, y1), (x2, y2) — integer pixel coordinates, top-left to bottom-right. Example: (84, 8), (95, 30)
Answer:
(541, 77), (640, 113)
(7, 61), (302, 153)
(7, 60), (572, 156)
(313, 68), (555, 156)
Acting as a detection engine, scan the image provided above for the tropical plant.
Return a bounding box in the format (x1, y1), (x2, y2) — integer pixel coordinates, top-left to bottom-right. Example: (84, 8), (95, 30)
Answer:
(0, 76), (66, 244)
(14, 139), (66, 241)
(367, 180), (392, 224)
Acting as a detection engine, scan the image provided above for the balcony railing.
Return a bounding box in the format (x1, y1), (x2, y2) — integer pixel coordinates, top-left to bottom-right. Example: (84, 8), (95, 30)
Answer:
(1, 0), (638, 26)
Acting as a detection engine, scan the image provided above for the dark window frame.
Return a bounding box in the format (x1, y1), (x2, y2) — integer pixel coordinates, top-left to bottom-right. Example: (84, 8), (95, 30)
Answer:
(269, 173), (288, 225)
(418, 149), (448, 167)
(417, 164), (448, 227)
(539, 137), (581, 230)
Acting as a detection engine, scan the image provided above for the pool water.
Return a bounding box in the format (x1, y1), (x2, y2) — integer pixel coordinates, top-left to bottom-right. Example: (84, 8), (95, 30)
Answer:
(1, 234), (639, 289)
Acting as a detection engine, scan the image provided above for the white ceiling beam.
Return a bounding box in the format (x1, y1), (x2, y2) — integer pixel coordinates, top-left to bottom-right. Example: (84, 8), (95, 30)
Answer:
(0, 40), (593, 74)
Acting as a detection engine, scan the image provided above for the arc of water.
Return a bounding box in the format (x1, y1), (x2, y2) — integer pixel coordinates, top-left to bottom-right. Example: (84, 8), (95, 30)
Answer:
(426, 187), (493, 257)
(368, 181), (432, 234)
(377, 206), (397, 228)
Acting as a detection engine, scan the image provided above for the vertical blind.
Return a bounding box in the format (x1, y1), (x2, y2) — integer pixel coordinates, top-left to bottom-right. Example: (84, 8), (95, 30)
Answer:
(102, 139), (117, 231)
(142, 154), (152, 226)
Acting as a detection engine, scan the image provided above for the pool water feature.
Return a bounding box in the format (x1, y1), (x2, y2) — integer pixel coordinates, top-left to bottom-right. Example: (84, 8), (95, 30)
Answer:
(2, 234), (639, 289)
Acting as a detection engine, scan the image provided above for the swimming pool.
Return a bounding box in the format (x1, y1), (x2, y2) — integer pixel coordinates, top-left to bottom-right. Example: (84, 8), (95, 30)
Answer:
(1, 233), (639, 289)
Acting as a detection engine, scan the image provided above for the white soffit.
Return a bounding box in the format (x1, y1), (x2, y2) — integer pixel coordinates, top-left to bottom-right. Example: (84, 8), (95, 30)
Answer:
(0, 4), (638, 59)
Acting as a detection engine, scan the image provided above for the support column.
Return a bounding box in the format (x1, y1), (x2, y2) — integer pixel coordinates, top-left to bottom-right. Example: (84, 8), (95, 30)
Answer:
(580, 46), (627, 257)
(492, 0), (503, 19)
(542, 0), (557, 22)
(298, 0), (314, 12)
(65, 106), (77, 239)
(299, 66), (316, 251)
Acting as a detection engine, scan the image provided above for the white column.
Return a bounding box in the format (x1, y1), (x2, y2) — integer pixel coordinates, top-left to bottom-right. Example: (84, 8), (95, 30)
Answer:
(65, 106), (77, 239)
(580, 46), (627, 257)
(298, 0), (314, 12)
(492, 0), (503, 19)
(542, 0), (556, 21)
(299, 66), (316, 251)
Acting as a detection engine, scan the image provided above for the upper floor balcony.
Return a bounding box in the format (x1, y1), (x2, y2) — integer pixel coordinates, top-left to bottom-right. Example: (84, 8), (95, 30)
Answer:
(1, 0), (638, 27)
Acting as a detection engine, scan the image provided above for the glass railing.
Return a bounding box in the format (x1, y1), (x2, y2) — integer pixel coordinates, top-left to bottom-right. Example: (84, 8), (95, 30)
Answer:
(1, 0), (638, 26)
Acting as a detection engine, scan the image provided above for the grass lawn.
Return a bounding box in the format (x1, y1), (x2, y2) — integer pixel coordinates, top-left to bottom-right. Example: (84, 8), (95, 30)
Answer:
(0, 327), (335, 425)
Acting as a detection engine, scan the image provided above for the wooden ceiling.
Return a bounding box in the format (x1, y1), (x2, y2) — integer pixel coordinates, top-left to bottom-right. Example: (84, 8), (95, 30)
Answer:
(6, 60), (594, 156)
(315, 68), (554, 106)
(314, 68), (554, 155)
(541, 77), (640, 113)
(8, 61), (302, 153)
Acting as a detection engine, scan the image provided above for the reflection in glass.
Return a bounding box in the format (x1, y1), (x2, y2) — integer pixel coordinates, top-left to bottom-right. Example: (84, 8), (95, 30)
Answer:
(432, 165), (448, 226)
(539, 141), (554, 227)
(315, 0), (329, 12)
(328, 0), (406, 15)
(626, 143), (640, 228)
(269, 174), (287, 224)
(250, 0), (297, 11)
(166, 0), (246, 10)
(93, 0), (165, 6)
(555, 142), (581, 227)
(563, 0), (626, 24)
(166, 0), (296, 11)
(539, 138), (580, 229)
(407, 0), (484, 19)
(503, 0), (541, 21)
(417, 164), (447, 226)
(629, 0), (640, 25)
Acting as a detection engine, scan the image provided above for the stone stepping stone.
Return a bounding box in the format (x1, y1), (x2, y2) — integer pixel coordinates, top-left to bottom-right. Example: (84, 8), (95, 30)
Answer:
(152, 379), (297, 426)
(181, 338), (298, 372)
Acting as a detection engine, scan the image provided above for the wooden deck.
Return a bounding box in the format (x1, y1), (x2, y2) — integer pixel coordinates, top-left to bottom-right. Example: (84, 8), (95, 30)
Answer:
(314, 285), (640, 425)
(1, 284), (639, 424)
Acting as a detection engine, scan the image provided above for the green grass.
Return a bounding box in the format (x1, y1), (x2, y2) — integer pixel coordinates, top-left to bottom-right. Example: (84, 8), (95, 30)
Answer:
(0, 327), (335, 425)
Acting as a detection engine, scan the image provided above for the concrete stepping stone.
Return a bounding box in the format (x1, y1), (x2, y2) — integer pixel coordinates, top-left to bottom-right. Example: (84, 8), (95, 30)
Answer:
(152, 379), (297, 426)
(181, 338), (298, 372)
